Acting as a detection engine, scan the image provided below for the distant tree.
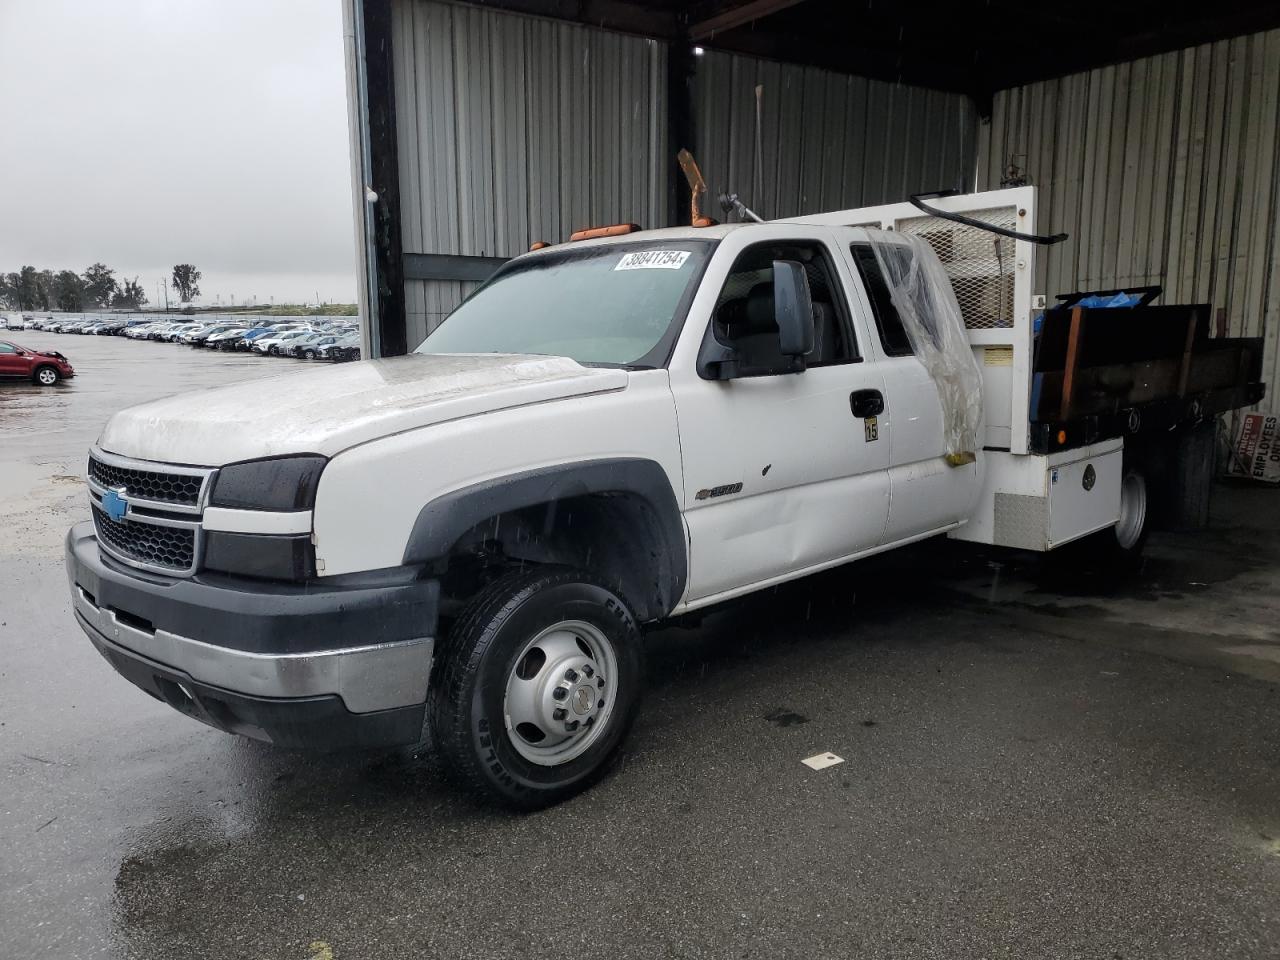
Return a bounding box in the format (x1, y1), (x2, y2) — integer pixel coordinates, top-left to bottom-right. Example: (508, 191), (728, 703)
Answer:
(53, 270), (86, 312)
(82, 262), (118, 307)
(37, 270), (55, 310)
(16, 266), (43, 310)
(111, 276), (148, 309)
(0, 273), (17, 310)
(171, 264), (201, 303)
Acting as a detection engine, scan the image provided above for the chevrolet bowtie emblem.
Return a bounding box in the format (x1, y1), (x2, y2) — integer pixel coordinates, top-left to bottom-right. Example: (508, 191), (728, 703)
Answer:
(102, 487), (129, 522)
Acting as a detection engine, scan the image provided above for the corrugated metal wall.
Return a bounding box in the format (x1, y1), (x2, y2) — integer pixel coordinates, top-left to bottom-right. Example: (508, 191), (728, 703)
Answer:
(693, 50), (978, 218)
(389, 3), (979, 341)
(391, 0), (668, 342)
(976, 30), (1280, 399)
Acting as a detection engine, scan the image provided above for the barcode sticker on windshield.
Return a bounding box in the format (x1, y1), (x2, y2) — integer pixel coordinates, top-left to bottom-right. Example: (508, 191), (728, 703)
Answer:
(615, 250), (691, 271)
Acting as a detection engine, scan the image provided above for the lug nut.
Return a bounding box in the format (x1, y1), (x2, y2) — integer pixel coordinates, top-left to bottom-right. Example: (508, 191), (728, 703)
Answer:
(552, 686), (568, 701)
(582, 664), (594, 678)
(566, 720), (580, 732)
(552, 708), (567, 721)
(564, 668), (579, 682)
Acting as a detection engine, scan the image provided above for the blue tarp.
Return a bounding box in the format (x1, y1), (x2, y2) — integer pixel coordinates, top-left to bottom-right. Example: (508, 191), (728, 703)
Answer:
(1031, 292), (1148, 418)
(1034, 291), (1145, 333)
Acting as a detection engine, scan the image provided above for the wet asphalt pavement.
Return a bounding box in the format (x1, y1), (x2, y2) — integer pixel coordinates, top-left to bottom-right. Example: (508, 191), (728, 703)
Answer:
(2, 331), (1279, 959)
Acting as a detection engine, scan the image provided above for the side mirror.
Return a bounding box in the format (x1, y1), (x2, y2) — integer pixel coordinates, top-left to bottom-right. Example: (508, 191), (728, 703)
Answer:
(696, 258), (816, 381)
(773, 259), (814, 359)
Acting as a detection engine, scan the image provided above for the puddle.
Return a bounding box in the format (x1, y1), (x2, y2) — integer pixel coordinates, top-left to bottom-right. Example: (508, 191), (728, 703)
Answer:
(763, 709), (809, 727)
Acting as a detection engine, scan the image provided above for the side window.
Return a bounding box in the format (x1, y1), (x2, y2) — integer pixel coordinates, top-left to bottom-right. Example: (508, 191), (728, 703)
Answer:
(0, 343), (16, 354)
(711, 241), (858, 375)
(851, 242), (912, 357)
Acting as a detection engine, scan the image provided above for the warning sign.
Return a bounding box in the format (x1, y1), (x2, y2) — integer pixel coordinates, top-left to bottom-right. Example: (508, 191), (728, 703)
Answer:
(1228, 411), (1280, 484)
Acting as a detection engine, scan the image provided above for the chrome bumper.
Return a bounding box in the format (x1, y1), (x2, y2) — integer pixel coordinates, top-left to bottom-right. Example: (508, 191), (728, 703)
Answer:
(72, 583), (433, 714)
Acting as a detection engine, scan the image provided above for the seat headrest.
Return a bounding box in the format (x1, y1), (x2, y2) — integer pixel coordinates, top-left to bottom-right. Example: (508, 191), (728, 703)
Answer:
(744, 282), (775, 332)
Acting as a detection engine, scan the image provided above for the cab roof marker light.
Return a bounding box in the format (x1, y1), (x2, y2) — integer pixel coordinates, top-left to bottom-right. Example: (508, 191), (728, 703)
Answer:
(568, 224), (640, 242)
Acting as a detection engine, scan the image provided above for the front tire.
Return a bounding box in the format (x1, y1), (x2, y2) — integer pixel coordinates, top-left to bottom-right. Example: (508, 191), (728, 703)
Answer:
(33, 366), (60, 386)
(429, 567), (644, 809)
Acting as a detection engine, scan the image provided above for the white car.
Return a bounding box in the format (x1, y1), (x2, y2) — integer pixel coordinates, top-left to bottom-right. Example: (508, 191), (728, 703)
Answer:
(65, 187), (1263, 809)
(204, 327), (254, 350)
(182, 324), (240, 345)
(252, 329), (314, 355)
(147, 322), (190, 341)
(283, 333), (337, 358)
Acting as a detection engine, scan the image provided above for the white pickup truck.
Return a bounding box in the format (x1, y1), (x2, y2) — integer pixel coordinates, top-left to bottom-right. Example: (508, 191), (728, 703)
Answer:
(66, 189), (1263, 807)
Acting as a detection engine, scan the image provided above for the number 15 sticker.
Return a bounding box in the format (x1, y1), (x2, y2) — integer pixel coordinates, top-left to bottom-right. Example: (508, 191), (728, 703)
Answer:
(864, 416), (879, 442)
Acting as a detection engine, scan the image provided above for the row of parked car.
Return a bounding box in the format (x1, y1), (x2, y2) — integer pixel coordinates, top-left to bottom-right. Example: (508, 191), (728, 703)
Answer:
(12, 315), (363, 362)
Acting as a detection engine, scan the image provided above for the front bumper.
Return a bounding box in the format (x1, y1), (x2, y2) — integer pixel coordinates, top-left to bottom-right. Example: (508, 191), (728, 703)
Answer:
(66, 522), (439, 749)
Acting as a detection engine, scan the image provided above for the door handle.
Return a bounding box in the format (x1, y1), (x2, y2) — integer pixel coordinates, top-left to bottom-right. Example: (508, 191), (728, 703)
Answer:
(850, 389), (884, 418)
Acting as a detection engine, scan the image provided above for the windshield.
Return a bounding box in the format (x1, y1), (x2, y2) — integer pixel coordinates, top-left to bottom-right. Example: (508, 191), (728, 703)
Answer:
(416, 240), (713, 367)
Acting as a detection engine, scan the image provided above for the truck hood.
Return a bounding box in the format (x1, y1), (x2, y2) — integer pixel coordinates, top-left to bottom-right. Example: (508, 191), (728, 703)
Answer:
(98, 353), (629, 466)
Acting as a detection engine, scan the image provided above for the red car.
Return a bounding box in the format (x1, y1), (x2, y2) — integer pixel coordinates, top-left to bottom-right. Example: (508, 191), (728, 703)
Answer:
(0, 340), (75, 385)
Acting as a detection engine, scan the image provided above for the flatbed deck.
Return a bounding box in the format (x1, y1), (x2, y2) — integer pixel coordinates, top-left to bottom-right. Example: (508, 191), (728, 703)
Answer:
(1028, 301), (1265, 455)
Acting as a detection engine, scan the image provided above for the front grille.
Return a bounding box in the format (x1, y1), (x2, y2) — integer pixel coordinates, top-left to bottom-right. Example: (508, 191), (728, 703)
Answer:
(93, 508), (196, 572)
(87, 455), (204, 506)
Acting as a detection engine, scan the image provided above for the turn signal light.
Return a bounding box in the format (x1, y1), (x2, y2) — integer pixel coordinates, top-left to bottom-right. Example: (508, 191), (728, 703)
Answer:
(529, 240), (550, 251)
(1057, 430), (1067, 445)
(569, 223), (640, 242)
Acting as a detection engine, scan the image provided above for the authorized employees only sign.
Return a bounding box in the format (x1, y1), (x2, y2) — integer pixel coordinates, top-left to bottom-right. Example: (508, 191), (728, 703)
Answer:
(1229, 411), (1280, 484)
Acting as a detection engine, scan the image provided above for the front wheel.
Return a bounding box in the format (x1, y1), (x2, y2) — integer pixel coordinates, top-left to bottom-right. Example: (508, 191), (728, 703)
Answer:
(33, 366), (60, 386)
(429, 567), (644, 809)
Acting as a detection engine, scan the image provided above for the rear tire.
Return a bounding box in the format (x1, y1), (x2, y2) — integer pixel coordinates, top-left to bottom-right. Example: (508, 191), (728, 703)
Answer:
(33, 366), (60, 386)
(429, 566), (644, 809)
(1076, 465), (1149, 570)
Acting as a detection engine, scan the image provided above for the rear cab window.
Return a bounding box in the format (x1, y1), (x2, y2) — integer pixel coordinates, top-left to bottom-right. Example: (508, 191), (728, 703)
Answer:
(850, 242), (912, 357)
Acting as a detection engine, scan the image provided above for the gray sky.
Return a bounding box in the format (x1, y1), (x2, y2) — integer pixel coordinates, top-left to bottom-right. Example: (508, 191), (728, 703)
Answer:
(0, 0), (356, 306)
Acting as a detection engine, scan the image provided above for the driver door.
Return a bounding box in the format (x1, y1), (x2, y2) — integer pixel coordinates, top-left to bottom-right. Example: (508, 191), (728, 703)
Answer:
(0, 342), (26, 378)
(670, 235), (891, 605)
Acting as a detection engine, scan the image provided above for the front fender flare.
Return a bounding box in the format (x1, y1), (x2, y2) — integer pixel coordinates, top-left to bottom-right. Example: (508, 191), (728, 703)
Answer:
(402, 458), (686, 620)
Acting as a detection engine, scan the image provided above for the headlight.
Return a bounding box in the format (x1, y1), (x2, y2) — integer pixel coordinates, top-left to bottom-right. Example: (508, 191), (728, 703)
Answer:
(208, 455), (326, 511)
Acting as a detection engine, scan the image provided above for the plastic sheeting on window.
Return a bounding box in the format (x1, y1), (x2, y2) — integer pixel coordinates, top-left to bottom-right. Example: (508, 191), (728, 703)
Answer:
(867, 230), (983, 466)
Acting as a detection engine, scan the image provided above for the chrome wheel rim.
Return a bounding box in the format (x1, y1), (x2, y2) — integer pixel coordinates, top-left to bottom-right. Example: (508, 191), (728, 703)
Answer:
(503, 619), (618, 767)
(37, 369), (56, 384)
(1115, 471), (1147, 550)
